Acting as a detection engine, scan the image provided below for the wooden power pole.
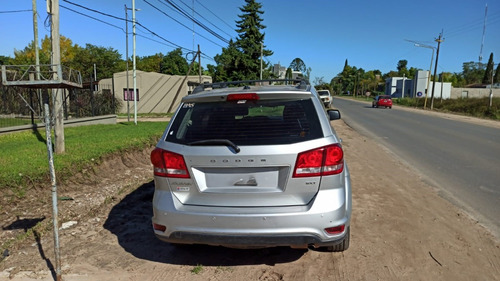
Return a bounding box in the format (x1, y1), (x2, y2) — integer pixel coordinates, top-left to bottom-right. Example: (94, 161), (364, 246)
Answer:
(430, 32), (443, 110)
(51, 0), (65, 154)
(49, 0), (63, 280)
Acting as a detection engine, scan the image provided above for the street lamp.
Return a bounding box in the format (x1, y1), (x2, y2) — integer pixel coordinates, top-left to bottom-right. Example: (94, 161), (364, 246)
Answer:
(414, 43), (435, 109)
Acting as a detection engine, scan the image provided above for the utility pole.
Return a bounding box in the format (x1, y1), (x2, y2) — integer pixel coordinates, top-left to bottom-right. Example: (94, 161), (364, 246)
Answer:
(132, 0), (137, 125)
(50, 0), (65, 155)
(32, 0), (42, 111)
(198, 44), (201, 83)
(490, 64), (497, 109)
(48, 1), (63, 279)
(430, 32), (444, 110)
(260, 42), (263, 81)
(402, 74), (406, 98)
(32, 0), (40, 80)
(125, 5), (130, 122)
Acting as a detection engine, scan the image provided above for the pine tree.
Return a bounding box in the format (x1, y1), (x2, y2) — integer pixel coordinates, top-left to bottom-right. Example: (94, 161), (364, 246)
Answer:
(209, 0), (273, 82)
(494, 62), (500, 84)
(482, 53), (494, 84)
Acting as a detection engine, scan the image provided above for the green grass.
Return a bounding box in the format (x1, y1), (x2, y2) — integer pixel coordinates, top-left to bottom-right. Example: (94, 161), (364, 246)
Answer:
(191, 264), (204, 274)
(0, 121), (168, 194)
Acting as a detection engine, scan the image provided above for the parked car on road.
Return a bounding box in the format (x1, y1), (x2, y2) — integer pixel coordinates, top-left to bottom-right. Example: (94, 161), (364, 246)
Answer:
(317, 89), (332, 107)
(150, 79), (352, 252)
(372, 95), (393, 108)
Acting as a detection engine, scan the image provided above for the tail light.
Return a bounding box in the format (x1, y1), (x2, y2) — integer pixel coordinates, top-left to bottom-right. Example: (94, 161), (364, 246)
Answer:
(293, 144), (344, 177)
(150, 148), (190, 178)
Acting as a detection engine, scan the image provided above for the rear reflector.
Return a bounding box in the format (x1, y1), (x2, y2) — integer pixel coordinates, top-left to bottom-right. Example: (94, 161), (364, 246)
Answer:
(153, 223), (167, 232)
(325, 225), (345, 235)
(227, 93), (259, 101)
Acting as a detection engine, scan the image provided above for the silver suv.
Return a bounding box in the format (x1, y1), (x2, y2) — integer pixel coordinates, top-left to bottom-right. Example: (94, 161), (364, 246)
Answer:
(150, 79), (351, 252)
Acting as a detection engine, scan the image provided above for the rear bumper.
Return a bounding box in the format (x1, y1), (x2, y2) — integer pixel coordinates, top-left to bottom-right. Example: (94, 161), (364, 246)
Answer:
(151, 186), (351, 248)
(157, 230), (347, 249)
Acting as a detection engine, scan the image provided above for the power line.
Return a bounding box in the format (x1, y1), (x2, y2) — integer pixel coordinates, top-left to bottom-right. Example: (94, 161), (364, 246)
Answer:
(194, 0), (234, 31)
(60, 0), (214, 60)
(176, 0), (234, 39)
(143, 0), (226, 48)
(160, 0), (230, 44)
(445, 10), (500, 38)
(60, 4), (125, 32)
(0, 9), (32, 14)
(62, 0), (125, 22)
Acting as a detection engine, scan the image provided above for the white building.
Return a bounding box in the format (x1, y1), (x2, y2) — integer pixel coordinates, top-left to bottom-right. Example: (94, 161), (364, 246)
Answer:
(385, 70), (451, 99)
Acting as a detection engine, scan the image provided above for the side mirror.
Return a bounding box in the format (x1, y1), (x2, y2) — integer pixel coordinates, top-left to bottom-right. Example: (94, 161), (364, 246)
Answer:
(327, 109), (341, 120)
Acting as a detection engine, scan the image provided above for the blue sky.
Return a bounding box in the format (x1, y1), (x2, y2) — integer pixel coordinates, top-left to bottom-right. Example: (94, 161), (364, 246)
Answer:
(1, 0), (499, 84)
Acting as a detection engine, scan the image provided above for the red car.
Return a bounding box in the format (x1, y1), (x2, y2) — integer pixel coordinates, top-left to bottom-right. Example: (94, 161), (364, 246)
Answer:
(372, 95), (392, 109)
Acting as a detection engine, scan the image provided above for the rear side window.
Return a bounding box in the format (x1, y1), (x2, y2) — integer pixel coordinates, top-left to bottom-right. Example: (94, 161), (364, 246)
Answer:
(166, 98), (323, 145)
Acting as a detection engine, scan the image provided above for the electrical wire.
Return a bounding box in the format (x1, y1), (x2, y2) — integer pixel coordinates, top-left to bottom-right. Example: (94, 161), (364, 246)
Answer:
(143, 0), (226, 48)
(175, 0), (234, 39)
(62, 0), (126, 22)
(194, 0), (234, 31)
(60, 4), (125, 32)
(445, 10), (500, 39)
(0, 9), (32, 14)
(159, 0), (230, 44)
(59, 0), (215, 61)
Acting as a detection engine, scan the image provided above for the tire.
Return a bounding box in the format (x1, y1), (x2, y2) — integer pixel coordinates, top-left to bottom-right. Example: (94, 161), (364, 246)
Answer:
(324, 226), (350, 252)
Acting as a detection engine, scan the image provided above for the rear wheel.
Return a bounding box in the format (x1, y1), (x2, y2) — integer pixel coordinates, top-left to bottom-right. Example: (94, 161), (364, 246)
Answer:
(324, 226), (350, 252)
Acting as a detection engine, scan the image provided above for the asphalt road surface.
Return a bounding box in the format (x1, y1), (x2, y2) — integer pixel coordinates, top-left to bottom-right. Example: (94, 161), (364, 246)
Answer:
(333, 97), (500, 239)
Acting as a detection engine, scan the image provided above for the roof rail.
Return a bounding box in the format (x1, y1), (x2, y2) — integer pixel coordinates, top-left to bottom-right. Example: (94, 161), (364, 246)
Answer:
(190, 78), (310, 95)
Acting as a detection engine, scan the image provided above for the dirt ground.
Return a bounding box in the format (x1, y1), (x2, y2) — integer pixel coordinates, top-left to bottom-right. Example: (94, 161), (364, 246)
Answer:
(1, 117), (499, 281)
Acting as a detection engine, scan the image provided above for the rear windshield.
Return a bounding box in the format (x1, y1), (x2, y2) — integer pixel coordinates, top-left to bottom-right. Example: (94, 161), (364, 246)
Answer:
(318, 91), (330, 96)
(166, 98), (323, 145)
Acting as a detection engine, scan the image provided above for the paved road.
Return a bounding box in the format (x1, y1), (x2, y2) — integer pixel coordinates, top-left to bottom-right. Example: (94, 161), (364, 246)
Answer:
(333, 97), (500, 239)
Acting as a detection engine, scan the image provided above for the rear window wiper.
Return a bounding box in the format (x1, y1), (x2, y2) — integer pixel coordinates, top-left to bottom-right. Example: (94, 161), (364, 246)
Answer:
(188, 139), (241, 153)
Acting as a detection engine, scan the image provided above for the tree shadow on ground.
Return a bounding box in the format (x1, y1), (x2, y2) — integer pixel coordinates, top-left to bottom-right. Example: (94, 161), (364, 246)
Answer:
(103, 181), (306, 266)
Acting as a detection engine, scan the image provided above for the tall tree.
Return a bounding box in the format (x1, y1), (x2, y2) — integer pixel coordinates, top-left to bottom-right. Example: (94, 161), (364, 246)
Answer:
(207, 0), (272, 81)
(160, 48), (189, 75)
(71, 44), (125, 81)
(462, 61), (485, 85)
(235, 0), (273, 80)
(211, 39), (245, 82)
(494, 63), (500, 84)
(12, 35), (76, 65)
(285, 67), (293, 80)
(0, 55), (12, 65)
(289, 58), (306, 73)
(137, 53), (164, 73)
(397, 59), (408, 77)
(482, 53), (494, 84)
